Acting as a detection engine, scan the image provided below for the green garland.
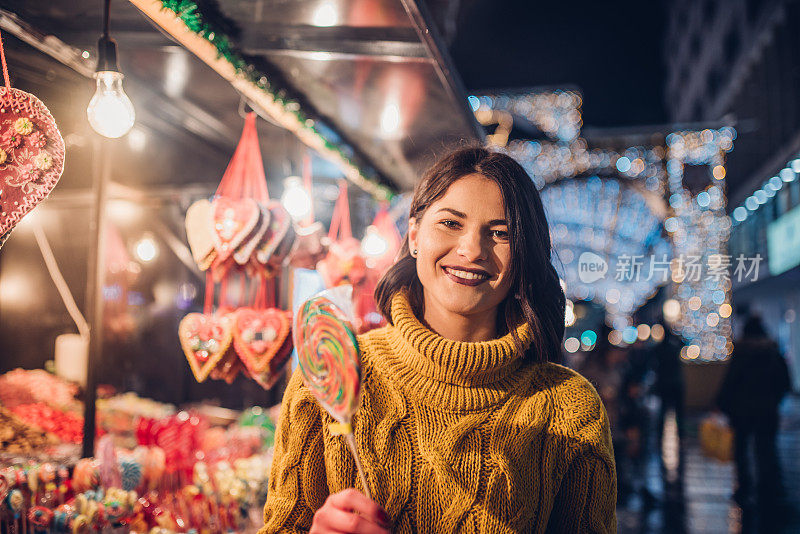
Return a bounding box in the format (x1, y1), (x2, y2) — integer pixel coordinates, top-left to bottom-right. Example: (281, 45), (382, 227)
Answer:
(159, 0), (395, 201)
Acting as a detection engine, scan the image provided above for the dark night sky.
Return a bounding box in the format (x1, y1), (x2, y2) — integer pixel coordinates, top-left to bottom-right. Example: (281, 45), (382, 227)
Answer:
(451, 0), (668, 128)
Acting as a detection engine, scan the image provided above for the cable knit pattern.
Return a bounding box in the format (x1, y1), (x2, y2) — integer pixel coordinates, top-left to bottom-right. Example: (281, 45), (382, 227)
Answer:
(260, 292), (617, 533)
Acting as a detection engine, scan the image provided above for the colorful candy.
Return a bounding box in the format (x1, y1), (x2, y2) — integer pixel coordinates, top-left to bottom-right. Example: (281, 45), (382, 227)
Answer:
(97, 435), (120, 490)
(0, 472), (9, 502)
(9, 403), (83, 444)
(119, 455), (143, 492)
(6, 488), (23, 518)
(0, 368), (79, 410)
(72, 459), (100, 493)
(294, 296), (361, 422)
(28, 505), (54, 531)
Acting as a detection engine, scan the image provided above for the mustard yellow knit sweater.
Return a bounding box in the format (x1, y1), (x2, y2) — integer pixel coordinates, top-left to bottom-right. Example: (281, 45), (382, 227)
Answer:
(261, 292), (616, 533)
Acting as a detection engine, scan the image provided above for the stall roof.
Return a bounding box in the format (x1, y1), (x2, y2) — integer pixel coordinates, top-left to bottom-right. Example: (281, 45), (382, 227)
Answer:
(0, 0), (481, 194)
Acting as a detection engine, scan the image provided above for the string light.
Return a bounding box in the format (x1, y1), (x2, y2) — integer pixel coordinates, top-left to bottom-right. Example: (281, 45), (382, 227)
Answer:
(475, 90), (736, 362)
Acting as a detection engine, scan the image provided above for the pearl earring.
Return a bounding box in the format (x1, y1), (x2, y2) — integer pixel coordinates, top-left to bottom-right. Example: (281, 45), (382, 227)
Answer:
(412, 249), (418, 256)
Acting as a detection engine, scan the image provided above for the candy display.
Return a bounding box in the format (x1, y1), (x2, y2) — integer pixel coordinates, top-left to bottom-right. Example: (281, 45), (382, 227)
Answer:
(1, 399), (279, 534)
(0, 368), (80, 411)
(97, 392), (175, 437)
(9, 404), (84, 444)
(0, 406), (59, 456)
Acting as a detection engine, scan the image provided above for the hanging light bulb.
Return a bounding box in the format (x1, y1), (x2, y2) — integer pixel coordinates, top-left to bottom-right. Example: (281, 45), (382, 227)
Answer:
(281, 176), (312, 222)
(88, 72), (135, 138)
(87, 0), (135, 138)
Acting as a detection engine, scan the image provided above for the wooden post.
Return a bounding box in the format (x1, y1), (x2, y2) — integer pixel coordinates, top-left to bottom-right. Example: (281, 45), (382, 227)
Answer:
(81, 138), (112, 458)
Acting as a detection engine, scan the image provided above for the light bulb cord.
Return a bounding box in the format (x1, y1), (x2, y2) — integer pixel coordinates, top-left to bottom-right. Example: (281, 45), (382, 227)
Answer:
(103, 0), (111, 39)
(96, 0), (120, 73)
(0, 30), (11, 89)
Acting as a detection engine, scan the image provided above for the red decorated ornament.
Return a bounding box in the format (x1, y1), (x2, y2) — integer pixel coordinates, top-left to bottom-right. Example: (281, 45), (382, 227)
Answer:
(178, 313), (233, 382)
(232, 307), (292, 381)
(0, 87), (65, 241)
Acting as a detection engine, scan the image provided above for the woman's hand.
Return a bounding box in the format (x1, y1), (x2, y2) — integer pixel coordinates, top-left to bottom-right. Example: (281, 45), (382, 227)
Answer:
(311, 489), (391, 533)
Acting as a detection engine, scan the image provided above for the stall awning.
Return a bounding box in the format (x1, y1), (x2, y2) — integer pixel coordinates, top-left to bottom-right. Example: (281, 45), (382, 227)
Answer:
(1, 0), (482, 195)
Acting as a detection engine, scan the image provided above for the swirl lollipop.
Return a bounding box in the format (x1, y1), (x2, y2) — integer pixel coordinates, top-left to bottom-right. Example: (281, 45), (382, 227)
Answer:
(294, 290), (369, 497)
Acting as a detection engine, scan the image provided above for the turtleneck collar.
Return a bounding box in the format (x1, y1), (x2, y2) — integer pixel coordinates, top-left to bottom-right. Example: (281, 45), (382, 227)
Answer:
(371, 291), (535, 412)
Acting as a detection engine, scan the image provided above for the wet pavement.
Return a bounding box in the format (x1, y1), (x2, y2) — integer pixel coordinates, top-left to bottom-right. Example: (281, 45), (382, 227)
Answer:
(616, 395), (800, 533)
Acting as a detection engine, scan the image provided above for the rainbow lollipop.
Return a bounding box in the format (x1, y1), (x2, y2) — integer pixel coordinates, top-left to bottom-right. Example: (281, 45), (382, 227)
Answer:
(294, 292), (369, 497)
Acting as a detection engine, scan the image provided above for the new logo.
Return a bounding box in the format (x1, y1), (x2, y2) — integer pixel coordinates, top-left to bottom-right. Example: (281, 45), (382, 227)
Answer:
(578, 252), (608, 283)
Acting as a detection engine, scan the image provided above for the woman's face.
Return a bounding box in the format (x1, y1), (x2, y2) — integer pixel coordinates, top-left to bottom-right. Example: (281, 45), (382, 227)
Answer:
(408, 174), (513, 323)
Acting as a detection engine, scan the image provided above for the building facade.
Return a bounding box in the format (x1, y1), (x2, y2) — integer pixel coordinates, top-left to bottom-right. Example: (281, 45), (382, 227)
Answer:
(665, 0), (800, 388)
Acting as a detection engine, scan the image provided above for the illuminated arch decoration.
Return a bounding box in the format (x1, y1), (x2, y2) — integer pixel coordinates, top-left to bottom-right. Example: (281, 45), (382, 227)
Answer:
(543, 176), (671, 323)
(472, 90), (735, 361)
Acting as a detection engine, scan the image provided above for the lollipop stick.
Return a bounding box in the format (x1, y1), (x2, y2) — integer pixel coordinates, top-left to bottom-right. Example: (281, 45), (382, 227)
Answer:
(343, 433), (371, 500)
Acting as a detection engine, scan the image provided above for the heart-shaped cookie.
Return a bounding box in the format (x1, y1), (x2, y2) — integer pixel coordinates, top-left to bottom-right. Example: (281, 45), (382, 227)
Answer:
(185, 199), (217, 271)
(179, 313), (233, 382)
(208, 347), (243, 384)
(234, 203), (270, 265)
(249, 334), (293, 389)
(255, 201), (292, 265)
(0, 88), (66, 238)
(263, 222), (296, 278)
(211, 197), (260, 264)
(232, 307), (292, 376)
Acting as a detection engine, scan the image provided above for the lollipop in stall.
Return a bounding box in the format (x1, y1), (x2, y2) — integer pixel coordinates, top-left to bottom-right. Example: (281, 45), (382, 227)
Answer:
(293, 286), (371, 498)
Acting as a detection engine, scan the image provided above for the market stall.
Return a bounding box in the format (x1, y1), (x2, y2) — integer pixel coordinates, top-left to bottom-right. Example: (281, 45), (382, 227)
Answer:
(0, 0), (479, 532)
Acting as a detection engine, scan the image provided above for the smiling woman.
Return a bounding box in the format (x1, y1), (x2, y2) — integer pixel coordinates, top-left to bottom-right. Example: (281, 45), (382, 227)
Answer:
(406, 174), (514, 343)
(376, 147), (566, 361)
(261, 147), (617, 534)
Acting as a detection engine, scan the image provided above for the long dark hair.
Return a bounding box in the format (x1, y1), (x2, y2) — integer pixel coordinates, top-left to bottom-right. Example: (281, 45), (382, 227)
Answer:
(374, 146), (565, 363)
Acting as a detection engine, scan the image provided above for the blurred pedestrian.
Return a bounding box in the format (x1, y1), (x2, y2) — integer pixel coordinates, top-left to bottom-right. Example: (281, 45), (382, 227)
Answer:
(717, 315), (791, 509)
(653, 327), (685, 447)
(580, 338), (627, 502)
(619, 346), (656, 506)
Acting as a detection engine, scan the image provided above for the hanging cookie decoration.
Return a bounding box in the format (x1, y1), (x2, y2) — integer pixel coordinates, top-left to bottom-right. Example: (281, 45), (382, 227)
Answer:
(0, 31), (66, 246)
(180, 113), (298, 389)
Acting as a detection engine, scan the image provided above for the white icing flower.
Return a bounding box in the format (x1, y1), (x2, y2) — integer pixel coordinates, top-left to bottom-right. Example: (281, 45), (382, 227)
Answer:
(33, 152), (53, 171)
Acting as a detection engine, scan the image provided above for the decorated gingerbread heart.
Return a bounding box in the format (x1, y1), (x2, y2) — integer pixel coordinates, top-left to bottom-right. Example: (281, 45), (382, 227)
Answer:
(234, 202), (270, 265)
(179, 313), (233, 382)
(0, 87), (66, 240)
(232, 307), (291, 376)
(185, 199), (217, 270)
(255, 200), (292, 265)
(209, 347), (244, 384)
(249, 334), (293, 389)
(211, 197), (260, 264)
